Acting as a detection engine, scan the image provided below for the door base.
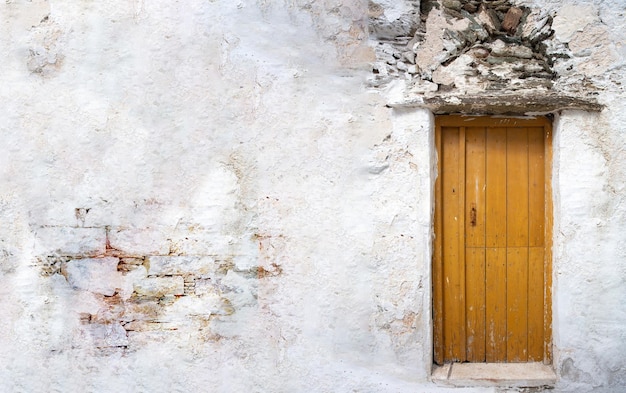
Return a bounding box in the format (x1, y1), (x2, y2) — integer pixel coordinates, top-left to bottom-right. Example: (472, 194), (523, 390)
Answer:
(432, 362), (556, 388)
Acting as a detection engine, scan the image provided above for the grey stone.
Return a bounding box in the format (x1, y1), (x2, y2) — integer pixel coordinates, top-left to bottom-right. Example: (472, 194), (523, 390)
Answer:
(64, 257), (121, 296)
(108, 227), (171, 256)
(168, 227), (232, 256)
(369, 3), (419, 40)
(35, 227), (106, 257)
(147, 256), (216, 276)
(403, 51), (416, 64)
(442, 0), (462, 12)
(134, 276), (184, 297)
(477, 4), (501, 33)
(84, 322), (129, 347)
(490, 40), (533, 59)
(469, 47), (490, 59)
(463, 3), (478, 13)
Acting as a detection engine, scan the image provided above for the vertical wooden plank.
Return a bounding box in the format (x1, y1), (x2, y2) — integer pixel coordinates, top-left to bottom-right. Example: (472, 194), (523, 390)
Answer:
(544, 123), (554, 364)
(465, 127), (486, 248)
(506, 128), (529, 247)
(528, 126), (546, 362)
(465, 126), (486, 362)
(441, 126), (465, 362)
(507, 247), (529, 362)
(466, 248), (486, 362)
(433, 123), (444, 365)
(528, 247), (545, 361)
(457, 127), (467, 361)
(486, 126), (508, 362)
(486, 128), (507, 248)
(486, 247), (507, 362)
(506, 127), (529, 362)
(528, 127), (545, 247)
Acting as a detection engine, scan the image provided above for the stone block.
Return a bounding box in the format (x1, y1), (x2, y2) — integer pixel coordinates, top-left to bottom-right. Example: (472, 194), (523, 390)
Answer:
(124, 321), (173, 332)
(194, 279), (219, 296)
(35, 226), (106, 256)
(118, 265), (148, 300)
(126, 331), (171, 348)
(477, 4), (500, 33)
(107, 227), (171, 256)
(120, 300), (162, 323)
(134, 276), (184, 298)
(442, 0), (462, 12)
(490, 40), (533, 59)
(118, 257), (146, 273)
(83, 322), (129, 347)
(220, 270), (256, 308)
(147, 256), (216, 276)
(168, 226), (232, 256)
(64, 257), (121, 296)
(502, 7), (523, 34)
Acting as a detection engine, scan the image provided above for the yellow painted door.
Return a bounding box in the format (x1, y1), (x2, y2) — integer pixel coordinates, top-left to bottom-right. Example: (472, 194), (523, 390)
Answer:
(433, 116), (552, 364)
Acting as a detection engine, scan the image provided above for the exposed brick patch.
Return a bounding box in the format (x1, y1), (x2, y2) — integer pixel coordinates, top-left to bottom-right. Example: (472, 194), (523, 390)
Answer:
(33, 225), (259, 350)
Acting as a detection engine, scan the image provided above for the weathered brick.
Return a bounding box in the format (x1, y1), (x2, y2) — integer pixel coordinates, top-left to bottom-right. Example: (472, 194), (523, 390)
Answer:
(134, 276), (184, 297)
(64, 257), (121, 296)
(107, 227), (171, 256)
(34, 226), (106, 256)
(147, 256), (216, 276)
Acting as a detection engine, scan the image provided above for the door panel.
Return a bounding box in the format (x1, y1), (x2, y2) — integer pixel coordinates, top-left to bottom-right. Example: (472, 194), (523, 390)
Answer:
(528, 128), (546, 247)
(434, 116), (552, 365)
(485, 128), (507, 248)
(441, 126), (465, 361)
(465, 127), (486, 248)
(466, 247), (486, 362)
(485, 247), (507, 362)
(506, 128), (529, 248)
(506, 247), (529, 362)
(528, 247), (545, 361)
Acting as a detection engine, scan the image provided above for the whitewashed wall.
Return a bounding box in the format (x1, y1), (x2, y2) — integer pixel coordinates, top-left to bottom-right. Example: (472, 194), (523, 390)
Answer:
(0, 1), (624, 392)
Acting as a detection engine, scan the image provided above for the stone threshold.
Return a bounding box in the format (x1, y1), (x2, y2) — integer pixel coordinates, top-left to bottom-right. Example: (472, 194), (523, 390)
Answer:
(432, 362), (556, 388)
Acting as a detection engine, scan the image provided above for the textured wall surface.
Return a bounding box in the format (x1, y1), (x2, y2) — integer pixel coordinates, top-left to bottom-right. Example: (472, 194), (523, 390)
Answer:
(0, 0), (624, 392)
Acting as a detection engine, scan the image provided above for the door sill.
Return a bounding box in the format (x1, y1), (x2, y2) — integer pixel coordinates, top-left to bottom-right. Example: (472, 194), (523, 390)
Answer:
(432, 362), (556, 388)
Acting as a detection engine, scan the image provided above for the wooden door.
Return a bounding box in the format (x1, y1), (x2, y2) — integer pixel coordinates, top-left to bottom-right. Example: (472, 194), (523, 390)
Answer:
(433, 116), (552, 364)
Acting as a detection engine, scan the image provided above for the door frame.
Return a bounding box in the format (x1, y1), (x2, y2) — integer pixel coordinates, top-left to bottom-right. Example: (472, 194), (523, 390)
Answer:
(432, 115), (554, 365)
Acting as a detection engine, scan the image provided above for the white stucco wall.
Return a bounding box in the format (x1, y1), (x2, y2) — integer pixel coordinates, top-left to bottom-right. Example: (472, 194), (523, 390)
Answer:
(0, 1), (624, 392)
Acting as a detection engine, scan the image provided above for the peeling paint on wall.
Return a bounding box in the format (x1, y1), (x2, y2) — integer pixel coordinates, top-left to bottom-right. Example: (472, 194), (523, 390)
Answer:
(0, 0), (625, 392)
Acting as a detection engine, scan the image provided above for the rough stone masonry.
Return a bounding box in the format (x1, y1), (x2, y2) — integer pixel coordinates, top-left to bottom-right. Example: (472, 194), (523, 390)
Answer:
(0, 0), (625, 392)
(370, 0), (606, 113)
